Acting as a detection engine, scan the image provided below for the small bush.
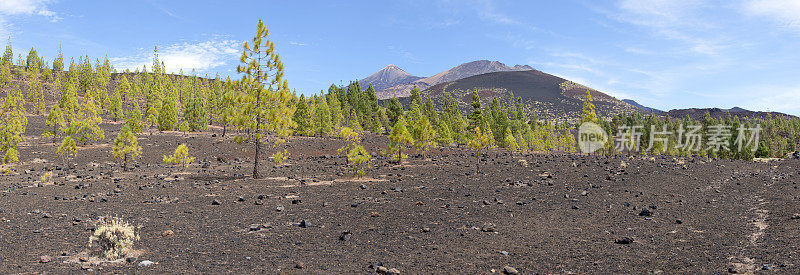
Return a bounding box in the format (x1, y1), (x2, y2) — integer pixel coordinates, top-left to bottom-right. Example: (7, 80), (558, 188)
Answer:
(163, 143), (194, 169)
(89, 217), (139, 260)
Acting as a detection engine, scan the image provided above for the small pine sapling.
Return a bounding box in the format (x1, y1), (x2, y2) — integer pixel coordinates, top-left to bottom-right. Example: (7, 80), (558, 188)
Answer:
(163, 143), (195, 170)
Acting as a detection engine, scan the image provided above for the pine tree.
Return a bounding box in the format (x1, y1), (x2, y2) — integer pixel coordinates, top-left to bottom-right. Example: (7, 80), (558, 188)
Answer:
(468, 126), (492, 174)
(163, 143), (195, 170)
(234, 19), (296, 179)
(110, 84), (123, 121)
(59, 71), (79, 121)
(52, 44), (64, 74)
(183, 84), (208, 131)
(313, 95), (333, 136)
(113, 125), (141, 171)
(1, 41), (12, 66)
(57, 136), (77, 169)
(25, 47), (40, 71)
(327, 92), (344, 130)
(158, 84), (178, 131)
(581, 90), (598, 124)
(218, 85), (238, 137)
(387, 97), (404, 126)
(67, 95), (105, 144)
(347, 143), (371, 177)
(468, 90), (483, 130)
(384, 115), (413, 163)
(412, 113), (437, 156)
(43, 105), (66, 143)
(125, 108), (143, 133)
(0, 87), (27, 165)
(293, 95), (313, 135)
(347, 108), (363, 134)
(26, 70), (45, 114)
(503, 126), (518, 155)
(435, 121), (454, 146)
(179, 120), (189, 135)
(1, 63), (12, 89)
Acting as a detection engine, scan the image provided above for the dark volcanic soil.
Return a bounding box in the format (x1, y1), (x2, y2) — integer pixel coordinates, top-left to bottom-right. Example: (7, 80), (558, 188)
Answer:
(1, 116), (799, 274)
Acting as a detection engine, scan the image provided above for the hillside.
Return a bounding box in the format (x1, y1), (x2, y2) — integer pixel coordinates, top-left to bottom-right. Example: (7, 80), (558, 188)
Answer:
(361, 60), (533, 99)
(622, 99), (664, 113)
(418, 70), (642, 121)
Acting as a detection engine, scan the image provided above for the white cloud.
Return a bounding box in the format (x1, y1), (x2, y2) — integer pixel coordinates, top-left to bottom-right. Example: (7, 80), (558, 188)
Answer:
(742, 0), (800, 32)
(288, 41), (307, 46)
(111, 39), (241, 74)
(744, 85), (800, 115)
(0, 0), (60, 21)
(613, 0), (727, 56)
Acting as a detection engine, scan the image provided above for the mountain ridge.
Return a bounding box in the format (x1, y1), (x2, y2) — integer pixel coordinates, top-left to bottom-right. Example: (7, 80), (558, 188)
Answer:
(360, 60), (533, 99)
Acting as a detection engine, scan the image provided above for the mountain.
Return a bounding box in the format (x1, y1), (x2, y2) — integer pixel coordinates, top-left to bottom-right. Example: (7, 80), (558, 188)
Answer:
(359, 64), (423, 91)
(622, 99), (663, 113)
(665, 107), (795, 120)
(362, 60), (534, 99)
(416, 70), (642, 120)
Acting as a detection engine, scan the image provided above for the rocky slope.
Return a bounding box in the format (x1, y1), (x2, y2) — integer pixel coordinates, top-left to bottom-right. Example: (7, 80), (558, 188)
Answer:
(361, 60), (533, 99)
(418, 70), (642, 121)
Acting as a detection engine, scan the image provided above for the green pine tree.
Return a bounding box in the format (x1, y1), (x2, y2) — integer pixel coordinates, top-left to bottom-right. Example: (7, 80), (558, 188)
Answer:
(293, 95), (314, 135)
(384, 115), (414, 163)
(43, 105), (66, 143)
(112, 125), (141, 171)
(233, 19), (297, 179)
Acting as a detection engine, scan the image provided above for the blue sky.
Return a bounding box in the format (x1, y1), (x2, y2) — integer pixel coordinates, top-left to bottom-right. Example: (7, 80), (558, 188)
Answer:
(2, 0), (800, 115)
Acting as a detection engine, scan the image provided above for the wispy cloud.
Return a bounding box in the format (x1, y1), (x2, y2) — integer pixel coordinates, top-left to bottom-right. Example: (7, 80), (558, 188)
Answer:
(147, 0), (182, 20)
(741, 0), (800, 33)
(387, 45), (420, 63)
(611, 0), (727, 56)
(0, 0), (61, 21)
(745, 84), (800, 114)
(111, 39), (240, 74)
(289, 41), (307, 46)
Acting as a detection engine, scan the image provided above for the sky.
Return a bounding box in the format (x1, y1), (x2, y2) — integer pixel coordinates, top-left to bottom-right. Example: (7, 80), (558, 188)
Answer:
(1, 0), (800, 115)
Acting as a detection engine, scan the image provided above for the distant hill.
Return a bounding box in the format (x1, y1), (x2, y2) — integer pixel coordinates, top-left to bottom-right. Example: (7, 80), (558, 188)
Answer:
(665, 107), (795, 120)
(359, 64), (423, 91)
(361, 60), (533, 99)
(416, 70), (642, 121)
(622, 99), (663, 113)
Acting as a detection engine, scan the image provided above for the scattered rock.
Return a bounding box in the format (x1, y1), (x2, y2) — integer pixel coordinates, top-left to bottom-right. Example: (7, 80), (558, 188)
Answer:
(386, 267), (401, 275)
(276, 206), (284, 212)
(138, 260), (154, 267)
(339, 231), (352, 241)
(791, 213), (800, 220)
(638, 208), (653, 217)
(503, 265), (519, 275)
(299, 219), (310, 228)
(161, 230), (174, 237)
(211, 199), (221, 205)
(295, 262), (305, 269)
(126, 257), (138, 263)
(39, 255), (52, 263)
(676, 219), (684, 224)
(728, 263), (749, 273)
(614, 236), (635, 244)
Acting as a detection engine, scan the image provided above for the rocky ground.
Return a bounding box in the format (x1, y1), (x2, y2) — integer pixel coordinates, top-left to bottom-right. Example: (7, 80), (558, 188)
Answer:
(1, 116), (799, 274)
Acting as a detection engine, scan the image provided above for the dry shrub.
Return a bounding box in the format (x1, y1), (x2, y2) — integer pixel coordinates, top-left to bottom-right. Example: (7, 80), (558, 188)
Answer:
(89, 217), (140, 260)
